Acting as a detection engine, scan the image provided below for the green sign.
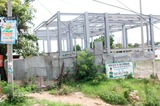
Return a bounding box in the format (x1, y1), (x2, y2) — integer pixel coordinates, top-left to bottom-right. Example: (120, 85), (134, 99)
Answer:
(106, 62), (134, 79)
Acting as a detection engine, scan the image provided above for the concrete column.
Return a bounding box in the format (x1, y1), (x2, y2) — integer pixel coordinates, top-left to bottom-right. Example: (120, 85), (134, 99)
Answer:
(149, 15), (155, 54)
(67, 32), (70, 51)
(81, 38), (84, 50)
(125, 29), (128, 48)
(84, 12), (90, 49)
(122, 25), (127, 48)
(43, 40), (45, 52)
(74, 38), (76, 51)
(62, 39), (65, 51)
(91, 36), (94, 48)
(104, 13), (110, 53)
(146, 24), (150, 46)
(57, 11), (62, 57)
(68, 24), (73, 51)
(45, 22), (51, 53)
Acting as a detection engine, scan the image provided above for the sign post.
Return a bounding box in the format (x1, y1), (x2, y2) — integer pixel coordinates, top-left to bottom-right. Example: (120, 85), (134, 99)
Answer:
(7, 0), (14, 84)
(0, 55), (3, 81)
(0, 1), (17, 83)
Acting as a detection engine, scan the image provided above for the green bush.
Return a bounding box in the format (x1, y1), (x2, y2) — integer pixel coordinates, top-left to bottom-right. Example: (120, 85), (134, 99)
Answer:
(145, 88), (160, 106)
(0, 81), (27, 105)
(99, 91), (127, 105)
(76, 50), (98, 81)
(23, 84), (37, 92)
(91, 73), (107, 85)
(6, 89), (27, 105)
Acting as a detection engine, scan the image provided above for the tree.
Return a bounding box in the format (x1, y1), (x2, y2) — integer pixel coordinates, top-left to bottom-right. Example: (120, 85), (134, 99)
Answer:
(155, 42), (160, 45)
(116, 43), (122, 48)
(91, 34), (115, 49)
(133, 43), (139, 47)
(128, 43), (134, 48)
(14, 34), (39, 58)
(73, 44), (81, 51)
(0, 0), (39, 58)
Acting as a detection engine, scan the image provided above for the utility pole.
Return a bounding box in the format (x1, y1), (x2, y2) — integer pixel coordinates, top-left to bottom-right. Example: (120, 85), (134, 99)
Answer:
(7, 0), (13, 84)
(140, 0), (144, 52)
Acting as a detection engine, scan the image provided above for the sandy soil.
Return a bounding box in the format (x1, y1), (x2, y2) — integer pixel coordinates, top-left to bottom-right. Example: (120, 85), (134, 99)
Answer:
(28, 91), (112, 106)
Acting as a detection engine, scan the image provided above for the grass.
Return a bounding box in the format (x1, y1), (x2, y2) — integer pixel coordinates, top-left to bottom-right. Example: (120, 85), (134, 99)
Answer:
(1, 78), (160, 105)
(49, 85), (77, 95)
(0, 81), (80, 106)
(59, 78), (160, 105)
(0, 98), (80, 106)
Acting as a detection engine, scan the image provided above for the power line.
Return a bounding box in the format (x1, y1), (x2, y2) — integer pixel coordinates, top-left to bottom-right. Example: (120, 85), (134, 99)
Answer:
(93, 0), (134, 13)
(93, 0), (160, 30)
(117, 0), (145, 52)
(116, 0), (160, 30)
(36, 0), (53, 15)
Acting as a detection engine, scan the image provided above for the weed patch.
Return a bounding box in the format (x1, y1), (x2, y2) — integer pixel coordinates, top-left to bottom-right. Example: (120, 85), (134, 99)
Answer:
(98, 91), (127, 105)
(49, 85), (76, 95)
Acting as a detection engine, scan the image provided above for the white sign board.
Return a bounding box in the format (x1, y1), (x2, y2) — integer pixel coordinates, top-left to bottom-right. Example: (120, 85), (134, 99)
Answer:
(106, 62), (134, 79)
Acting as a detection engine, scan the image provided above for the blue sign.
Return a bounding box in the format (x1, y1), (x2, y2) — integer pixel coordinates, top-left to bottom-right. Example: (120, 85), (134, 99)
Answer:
(0, 17), (17, 44)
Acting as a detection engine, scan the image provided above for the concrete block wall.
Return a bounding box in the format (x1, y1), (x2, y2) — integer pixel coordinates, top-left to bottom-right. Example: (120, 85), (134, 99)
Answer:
(134, 60), (153, 78)
(95, 52), (155, 79)
(12, 56), (75, 80)
(12, 51), (157, 80)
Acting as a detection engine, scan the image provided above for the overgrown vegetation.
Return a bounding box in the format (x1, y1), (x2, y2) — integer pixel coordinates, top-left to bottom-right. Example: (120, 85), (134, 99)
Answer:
(47, 50), (160, 105)
(1, 50), (160, 105)
(75, 50), (98, 81)
(49, 85), (76, 95)
(0, 81), (80, 106)
(2, 78), (160, 105)
(77, 79), (160, 105)
(74, 50), (106, 84)
(0, 81), (27, 105)
(46, 78), (160, 105)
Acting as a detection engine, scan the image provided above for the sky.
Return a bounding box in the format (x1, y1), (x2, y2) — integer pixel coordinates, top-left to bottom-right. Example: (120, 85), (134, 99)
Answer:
(31, 0), (160, 52)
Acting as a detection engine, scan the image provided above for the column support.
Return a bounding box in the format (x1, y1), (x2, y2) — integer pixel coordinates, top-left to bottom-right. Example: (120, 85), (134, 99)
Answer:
(104, 13), (110, 53)
(84, 12), (90, 49)
(57, 11), (62, 57)
(68, 24), (73, 51)
(125, 29), (128, 48)
(74, 38), (76, 51)
(81, 38), (84, 50)
(43, 40), (45, 52)
(62, 39), (65, 51)
(91, 36), (94, 48)
(146, 24), (150, 46)
(122, 25), (127, 48)
(45, 22), (51, 54)
(67, 32), (70, 51)
(149, 15), (155, 54)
